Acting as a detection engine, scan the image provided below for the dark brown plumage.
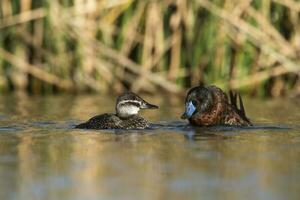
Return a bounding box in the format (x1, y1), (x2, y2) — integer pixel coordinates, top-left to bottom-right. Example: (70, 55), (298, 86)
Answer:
(181, 85), (252, 126)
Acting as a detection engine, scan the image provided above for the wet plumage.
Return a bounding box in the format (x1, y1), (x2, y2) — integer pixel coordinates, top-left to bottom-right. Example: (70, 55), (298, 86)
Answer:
(75, 92), (158, 129)
(181, 85), (252, 126)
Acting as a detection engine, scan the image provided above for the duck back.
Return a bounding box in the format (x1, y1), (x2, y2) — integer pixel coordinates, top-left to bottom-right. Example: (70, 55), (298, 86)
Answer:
(75, 114), (121, 129)
(75, 114), (150, 129)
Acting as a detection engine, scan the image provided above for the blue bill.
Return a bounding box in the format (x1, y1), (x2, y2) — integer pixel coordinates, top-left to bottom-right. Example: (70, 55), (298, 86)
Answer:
(185, 101), (196, 118)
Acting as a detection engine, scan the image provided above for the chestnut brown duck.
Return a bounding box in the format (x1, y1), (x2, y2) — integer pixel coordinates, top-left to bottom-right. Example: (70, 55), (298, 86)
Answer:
(181, 85), (252, 126)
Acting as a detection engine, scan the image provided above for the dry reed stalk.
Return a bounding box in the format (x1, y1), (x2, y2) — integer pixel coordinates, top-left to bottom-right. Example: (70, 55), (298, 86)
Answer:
(0, 8), (46, 29)
(214, 0), (236, 82)
(231, 64), (297, 89)
(246, 7), (296, 58)
(64, 0), (141, 92)
(10, 0), (33, 91)
(1, 0), (12, 17)
(95, 42), (180, 93)
(142, 2), (163, 70)
(0, 0), (299, 96)
(120, 2), (146, 55)
(132, 2), (165, 92)
(31, 12), (45, 93)
(168, 0), (182, 81)
(197, 0), (300, 89)
(48, 2), (116, 92)
(272, 0), (300, 12)
(0, 48), (74, 90)
(198, 0), (294, 58)
(17, 31), (72, 75)
(101, 1), (132, 25)
(62, 11), (180, 93)
(116, 2), (147, 91)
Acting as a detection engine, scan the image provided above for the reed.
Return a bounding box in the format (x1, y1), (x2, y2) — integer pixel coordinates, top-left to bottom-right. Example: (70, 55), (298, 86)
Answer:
(0, 0), (299, 97)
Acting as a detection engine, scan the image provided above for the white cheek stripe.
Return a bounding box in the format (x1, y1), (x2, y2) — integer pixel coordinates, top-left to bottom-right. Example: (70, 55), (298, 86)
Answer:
(118, 100), (142, 106)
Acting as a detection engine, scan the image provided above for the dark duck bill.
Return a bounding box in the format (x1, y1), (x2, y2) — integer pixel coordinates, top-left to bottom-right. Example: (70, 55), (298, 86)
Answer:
(141, 101), (159, 109)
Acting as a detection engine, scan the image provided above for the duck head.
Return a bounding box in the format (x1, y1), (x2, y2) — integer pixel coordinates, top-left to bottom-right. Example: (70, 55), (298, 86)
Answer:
(181, 86), (213, 119)
(116, 92), (158, 118)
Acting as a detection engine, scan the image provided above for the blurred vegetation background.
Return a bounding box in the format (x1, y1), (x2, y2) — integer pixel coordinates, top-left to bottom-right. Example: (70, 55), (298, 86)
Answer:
(0, 0), (300, 97)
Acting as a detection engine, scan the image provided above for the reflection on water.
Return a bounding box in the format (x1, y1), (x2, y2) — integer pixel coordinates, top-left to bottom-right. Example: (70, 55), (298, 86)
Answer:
(0, 94), (299, 200)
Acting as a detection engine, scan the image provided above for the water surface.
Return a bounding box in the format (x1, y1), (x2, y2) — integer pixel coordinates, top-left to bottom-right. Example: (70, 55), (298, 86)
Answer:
(0, 94), (299, 200)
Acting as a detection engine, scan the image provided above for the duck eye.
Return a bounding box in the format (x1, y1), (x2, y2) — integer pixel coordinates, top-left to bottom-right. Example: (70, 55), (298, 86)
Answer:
(191, 100), (198, 106)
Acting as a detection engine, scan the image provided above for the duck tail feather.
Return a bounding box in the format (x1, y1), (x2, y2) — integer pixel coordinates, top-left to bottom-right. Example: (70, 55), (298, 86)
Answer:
(229, 91), (252, 125)
(75, 123), (87, 129)
(229, 90), (237, 109)
(238, 94), (245, 115)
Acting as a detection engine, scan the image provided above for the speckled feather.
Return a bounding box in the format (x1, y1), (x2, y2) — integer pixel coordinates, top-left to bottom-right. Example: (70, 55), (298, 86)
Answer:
(75, 92), (157, 130)
(75, 114), (149, 129)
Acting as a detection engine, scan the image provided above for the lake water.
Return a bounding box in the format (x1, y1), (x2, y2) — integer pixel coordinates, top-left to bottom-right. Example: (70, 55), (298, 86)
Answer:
(0, 94), (299, 200)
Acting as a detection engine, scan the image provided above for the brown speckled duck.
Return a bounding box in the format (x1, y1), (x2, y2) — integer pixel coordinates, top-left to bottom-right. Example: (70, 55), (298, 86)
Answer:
(75, 92), (158, 129)
(181, 85), (252, 126)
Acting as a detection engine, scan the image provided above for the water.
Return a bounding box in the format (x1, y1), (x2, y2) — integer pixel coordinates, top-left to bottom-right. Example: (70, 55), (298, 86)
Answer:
(0, 94), (299, 200)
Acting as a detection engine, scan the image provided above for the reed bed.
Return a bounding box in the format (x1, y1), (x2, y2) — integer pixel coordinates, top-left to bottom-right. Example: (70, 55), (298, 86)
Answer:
(0, 0), (300, 97)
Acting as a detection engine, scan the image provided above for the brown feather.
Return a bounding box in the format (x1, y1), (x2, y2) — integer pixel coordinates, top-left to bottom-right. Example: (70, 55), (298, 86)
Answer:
(188, 86), (252, 126)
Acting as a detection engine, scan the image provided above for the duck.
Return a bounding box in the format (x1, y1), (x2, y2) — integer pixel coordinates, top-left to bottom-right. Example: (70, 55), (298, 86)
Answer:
(181, 85), (252, 126)
(75, 92), (158, 129)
